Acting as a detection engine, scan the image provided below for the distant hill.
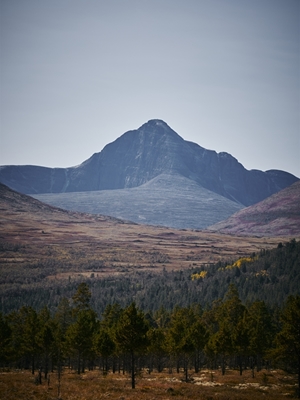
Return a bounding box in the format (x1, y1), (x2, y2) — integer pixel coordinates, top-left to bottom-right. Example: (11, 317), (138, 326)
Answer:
(0, 120), (298, 208)
(208, 181), (300, 237)
(32, 173), (244, 229)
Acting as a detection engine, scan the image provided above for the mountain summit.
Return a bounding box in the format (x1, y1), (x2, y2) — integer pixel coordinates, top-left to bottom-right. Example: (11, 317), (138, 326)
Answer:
(0, 119), (298, 207)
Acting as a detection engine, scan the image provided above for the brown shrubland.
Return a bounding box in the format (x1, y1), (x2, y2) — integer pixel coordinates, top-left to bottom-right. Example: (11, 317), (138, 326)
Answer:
(0, 368), (298, 400)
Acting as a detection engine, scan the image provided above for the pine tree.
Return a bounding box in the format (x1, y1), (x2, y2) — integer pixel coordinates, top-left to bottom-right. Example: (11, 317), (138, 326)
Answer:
(94, 329), (116, 373)
(115, 303), (149, 389)
(189, 316), (209, 373)
(147, 327), (168, 372)
(37, 306), (55, 379)
(72, 283), (92, 316)
(205, 285), (249, 375)
(55, 297), (73, 334)
(167, 307), (196, 381)
(101, 303), (122, 330)
(66, 309), (98, 374)
(0, 312), (11, 366)
(275, 295), (300, 398)
(247, 301), (274, 374)
(9, 307), (40, 374)
(53, 297), (73, 383)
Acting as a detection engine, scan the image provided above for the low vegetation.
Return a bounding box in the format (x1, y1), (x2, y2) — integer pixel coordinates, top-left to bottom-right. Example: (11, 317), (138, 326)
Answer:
(0, 368), (298, 400)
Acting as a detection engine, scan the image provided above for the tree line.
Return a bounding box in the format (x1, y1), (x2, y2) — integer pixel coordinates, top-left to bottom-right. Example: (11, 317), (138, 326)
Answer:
(0, 282), (299, 393)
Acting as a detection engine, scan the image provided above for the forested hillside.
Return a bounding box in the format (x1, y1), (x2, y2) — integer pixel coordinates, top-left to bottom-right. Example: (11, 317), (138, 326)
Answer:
(1, 239), (299, 315)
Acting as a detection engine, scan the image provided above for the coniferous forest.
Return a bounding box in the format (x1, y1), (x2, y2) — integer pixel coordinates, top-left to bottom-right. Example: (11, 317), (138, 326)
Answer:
(0, 240), (300, 396)
(0, 283), (300, 394)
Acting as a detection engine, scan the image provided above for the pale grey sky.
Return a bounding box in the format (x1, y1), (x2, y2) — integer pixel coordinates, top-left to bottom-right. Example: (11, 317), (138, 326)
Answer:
(1, 0), (299, 177)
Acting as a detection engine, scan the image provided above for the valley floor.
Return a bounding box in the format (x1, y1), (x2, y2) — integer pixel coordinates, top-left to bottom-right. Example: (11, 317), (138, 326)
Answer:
(0, 368), (298, 400)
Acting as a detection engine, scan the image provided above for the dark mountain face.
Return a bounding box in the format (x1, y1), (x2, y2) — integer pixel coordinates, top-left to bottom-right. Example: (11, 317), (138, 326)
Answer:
(0, 119), (298, 206)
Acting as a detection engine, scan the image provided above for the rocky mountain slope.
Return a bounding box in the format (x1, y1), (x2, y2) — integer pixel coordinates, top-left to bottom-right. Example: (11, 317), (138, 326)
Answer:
(208, 181), (300, 237)
(0, 120), (298, 207)
(33, 173), (244, 229)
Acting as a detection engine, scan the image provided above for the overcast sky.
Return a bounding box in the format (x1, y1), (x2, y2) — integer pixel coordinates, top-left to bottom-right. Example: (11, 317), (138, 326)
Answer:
(1, 0), (299, 177)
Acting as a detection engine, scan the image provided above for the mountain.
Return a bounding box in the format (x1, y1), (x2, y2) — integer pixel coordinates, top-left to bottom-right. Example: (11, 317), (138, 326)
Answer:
(0, 120), (298, 208)
(32, 173), (244, 229)
(207, 181), (300, 237)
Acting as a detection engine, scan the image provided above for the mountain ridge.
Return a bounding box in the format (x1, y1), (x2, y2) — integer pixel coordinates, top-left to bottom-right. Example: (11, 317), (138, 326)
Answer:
(0, 119), (298, 207)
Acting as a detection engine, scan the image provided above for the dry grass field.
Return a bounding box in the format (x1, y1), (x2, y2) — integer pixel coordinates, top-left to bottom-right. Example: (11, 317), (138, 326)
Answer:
(0, 368), (298, 400)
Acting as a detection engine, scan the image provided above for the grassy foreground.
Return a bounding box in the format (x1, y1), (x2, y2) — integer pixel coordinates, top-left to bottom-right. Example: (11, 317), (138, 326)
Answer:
(0, 368), (298, 400)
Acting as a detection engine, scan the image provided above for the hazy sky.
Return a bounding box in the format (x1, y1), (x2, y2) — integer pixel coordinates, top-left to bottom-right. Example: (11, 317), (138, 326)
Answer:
(1, 0), (299, 177)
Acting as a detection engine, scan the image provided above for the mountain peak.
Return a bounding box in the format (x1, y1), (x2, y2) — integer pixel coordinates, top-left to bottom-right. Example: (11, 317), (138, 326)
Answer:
(140, 119), (169, 129)
(138, 119), (176, 134)
(137, 120), (181, 141)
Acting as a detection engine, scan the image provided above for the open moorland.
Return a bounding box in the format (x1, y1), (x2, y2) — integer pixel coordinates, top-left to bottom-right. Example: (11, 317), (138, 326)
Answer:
(0, 368), (298, 400)
(0, 183), (294, 281)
